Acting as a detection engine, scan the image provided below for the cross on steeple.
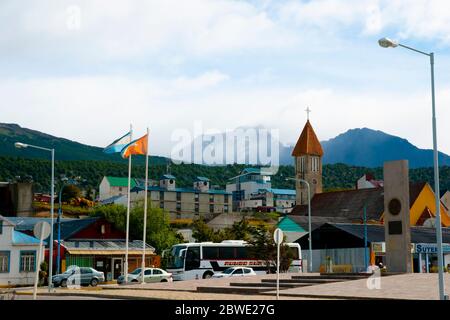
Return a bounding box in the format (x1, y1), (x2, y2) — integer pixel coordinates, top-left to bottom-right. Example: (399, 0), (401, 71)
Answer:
(305, 107), (311, 121)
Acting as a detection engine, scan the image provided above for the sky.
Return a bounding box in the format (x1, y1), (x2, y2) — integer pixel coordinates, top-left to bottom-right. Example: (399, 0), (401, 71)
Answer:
(1, 0), (450, 157)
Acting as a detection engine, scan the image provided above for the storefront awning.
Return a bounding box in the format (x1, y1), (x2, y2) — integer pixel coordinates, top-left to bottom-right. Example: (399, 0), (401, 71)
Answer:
(66, 249), (154, 255)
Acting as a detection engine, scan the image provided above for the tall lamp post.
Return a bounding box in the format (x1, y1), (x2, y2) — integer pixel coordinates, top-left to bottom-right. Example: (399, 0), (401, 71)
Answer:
(56, 175), (83, 274)
(56, 176), (69, 275)
(287, 177), (312, 273)
(378, 37), (446, 300)
(15, 142), (55, 292)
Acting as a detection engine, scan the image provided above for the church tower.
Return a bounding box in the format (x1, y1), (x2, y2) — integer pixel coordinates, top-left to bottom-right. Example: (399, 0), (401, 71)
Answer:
(292, 118), (324, 205)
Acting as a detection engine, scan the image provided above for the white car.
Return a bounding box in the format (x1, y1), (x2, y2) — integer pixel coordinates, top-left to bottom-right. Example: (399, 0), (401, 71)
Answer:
(117, 268), (173, 284)
(212, 267), (257, 278)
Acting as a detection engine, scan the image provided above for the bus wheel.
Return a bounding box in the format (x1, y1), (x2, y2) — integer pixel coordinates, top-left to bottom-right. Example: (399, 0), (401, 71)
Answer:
(203, 271), (213, 279)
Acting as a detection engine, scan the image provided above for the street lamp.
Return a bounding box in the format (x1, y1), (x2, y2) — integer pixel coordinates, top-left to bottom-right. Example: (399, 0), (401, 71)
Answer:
(378, 37), (447, 300)
(15, 142), (55, 292)
(286, 177), (312, 273)
(56, 175), (84, 274)
(56, 176), (69, 275)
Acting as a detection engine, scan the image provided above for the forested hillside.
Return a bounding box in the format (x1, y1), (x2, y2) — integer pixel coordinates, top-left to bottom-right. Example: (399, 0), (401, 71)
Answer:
(1, 156), (449, 194)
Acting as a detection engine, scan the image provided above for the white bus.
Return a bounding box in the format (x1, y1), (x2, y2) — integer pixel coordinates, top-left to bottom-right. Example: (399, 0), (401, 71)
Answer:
(166, 240), (302, 281)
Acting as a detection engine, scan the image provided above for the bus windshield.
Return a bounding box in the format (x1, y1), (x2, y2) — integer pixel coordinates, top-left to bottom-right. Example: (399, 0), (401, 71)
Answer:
(167, 245), (187, 269)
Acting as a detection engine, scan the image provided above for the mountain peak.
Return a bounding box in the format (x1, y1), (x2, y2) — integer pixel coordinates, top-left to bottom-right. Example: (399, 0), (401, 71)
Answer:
(320, 128), (449, 168)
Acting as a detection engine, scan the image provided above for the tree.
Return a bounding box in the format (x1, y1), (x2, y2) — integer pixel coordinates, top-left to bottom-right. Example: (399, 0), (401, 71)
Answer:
(247, 224), (293, 273)
(191, 218), (225, 242)
(61, 184), (81, 202)
(91, 203), (182, 254)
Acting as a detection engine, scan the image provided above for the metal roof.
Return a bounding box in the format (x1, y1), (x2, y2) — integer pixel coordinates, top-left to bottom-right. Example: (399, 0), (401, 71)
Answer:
(100, 195), (124, 205)
(12, 230), (45, 245)
(292, 120), (324, 157)
(9, 217), (100, 241)
(105, 176), (138, 188)
(62, 240), (154, 252)
(296, 222), (450, 244)
(291, 182), (427, 221)
(160, 174), (176, 180)
(261, 188), (296, 196)
(194, 176), (210, 182)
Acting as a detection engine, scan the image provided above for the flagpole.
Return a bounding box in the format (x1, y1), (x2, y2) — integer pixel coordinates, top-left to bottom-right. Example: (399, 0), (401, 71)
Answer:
(141, 127), (149, 284)
(124, 124), (132, 285)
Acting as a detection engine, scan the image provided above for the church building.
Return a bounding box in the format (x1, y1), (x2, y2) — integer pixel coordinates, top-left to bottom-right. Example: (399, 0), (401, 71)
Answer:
(287, 119), (450, 228)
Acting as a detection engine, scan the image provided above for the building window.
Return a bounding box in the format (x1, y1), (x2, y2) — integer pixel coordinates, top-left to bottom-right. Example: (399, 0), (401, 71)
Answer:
(20, 251), (36, 272)
(209, 204), (214, 213)
(159, 201), (164, 209)
(224, 205), (229, 213)
(195, 203), (199, 213)
(299, 156), (305, 173)
(209, 194), (214, 203)
(176, 192), (181, 201)
(119, 187), (123, 192)
(176, 202), (181, 211)
(194, 193), (199, 202)
(224, 194), (229, 203)
(0, 251), (10, 273)
(311, 156), (320, 172)
(159, 191), (164, 200)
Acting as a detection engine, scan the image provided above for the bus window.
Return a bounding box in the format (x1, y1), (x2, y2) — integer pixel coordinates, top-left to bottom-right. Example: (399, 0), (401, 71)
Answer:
(203, 247), (219, 260)
(218, 247), (235, 259)
(185, 247), (200, 271)
(236, 247), (248, 259)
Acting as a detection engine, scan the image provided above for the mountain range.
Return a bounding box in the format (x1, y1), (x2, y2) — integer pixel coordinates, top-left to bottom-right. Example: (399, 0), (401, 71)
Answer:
(1, 123), (449, 169)
(0, 123), (167, 165)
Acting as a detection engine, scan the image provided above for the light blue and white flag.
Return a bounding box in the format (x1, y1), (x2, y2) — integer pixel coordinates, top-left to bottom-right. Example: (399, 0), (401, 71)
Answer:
(103, 131), (132, 154)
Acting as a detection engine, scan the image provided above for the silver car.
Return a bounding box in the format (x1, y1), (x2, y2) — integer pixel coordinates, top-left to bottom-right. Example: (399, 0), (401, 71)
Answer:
(52, 267), (105, 287)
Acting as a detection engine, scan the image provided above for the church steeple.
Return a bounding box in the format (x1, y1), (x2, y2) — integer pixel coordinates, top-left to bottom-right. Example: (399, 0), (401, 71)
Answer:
(292, 119), (323, 206)
(292, 120), (324, 157)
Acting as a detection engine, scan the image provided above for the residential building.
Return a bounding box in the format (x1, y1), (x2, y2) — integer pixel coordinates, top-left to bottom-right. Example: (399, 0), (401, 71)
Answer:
(130, 175), (232, 220)
(356, 173), (384, 189)
(250, 188), (296, 213)
(0, 215), (44, 286)
(98, 176), (157, 202)
(226, 168), (296, 212)
(8, 217), (156, 281)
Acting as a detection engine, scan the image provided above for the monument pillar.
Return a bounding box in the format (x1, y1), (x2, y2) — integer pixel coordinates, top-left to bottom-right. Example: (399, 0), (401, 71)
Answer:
(383, 160), (412, 273)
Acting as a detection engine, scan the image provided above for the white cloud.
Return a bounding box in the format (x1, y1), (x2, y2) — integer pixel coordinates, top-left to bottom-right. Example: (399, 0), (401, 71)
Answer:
(276, 0), (450, 45)
(0, 0), (296, 63)
(173, 70), (229, 92)
(2, 75), (450, 156)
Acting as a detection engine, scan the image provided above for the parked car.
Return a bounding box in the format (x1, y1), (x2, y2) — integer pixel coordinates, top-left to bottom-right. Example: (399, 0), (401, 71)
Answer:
(117, 268), (173, 284)
(212, 267), (257, 278)
(52, 267), (105, 287)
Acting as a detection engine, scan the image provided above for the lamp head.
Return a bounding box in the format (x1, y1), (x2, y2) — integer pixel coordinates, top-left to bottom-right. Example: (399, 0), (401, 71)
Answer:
(378, 37), (398, 48)
(15, 142), (28, 149)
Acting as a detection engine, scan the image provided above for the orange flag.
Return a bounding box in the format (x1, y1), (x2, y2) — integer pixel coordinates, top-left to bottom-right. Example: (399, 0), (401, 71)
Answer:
(121, 134), (148, 158)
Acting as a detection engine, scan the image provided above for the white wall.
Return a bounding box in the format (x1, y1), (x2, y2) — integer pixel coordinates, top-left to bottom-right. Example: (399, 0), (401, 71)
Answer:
(0, 220), (44, 286)
(98, 177), (111, 201)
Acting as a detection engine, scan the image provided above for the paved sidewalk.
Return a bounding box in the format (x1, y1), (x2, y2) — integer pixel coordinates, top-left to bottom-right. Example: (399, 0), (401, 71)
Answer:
(264, 273), (450, 300)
